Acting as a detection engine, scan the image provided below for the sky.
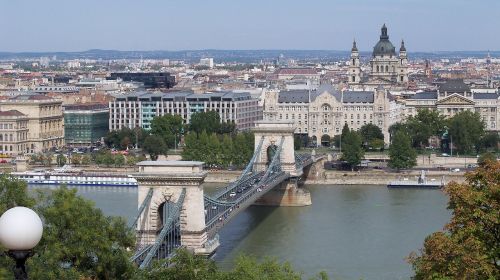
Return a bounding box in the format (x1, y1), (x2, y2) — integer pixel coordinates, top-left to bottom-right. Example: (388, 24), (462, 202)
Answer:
(1, 0), (499, 52)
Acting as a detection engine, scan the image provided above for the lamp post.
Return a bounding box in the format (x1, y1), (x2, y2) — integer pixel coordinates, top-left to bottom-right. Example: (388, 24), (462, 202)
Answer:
(0, 207), (43, 280)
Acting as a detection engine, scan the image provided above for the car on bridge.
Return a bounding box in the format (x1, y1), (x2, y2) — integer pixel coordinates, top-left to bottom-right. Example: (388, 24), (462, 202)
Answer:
(229, 192), (236, 197)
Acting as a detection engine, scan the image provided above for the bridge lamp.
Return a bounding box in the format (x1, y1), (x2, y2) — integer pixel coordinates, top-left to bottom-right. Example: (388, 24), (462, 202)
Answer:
(0, 207), (43, 280)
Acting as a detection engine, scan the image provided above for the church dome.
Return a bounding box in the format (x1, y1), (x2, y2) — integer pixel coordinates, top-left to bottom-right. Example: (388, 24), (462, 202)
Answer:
(372, 24), (396, 57)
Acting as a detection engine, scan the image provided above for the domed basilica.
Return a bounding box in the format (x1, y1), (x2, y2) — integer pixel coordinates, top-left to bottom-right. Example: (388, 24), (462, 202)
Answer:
(348, 24), (408, 89)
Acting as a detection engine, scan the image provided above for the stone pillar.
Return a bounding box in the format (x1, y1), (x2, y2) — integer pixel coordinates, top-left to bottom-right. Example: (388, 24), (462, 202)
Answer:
(15, 156), (28, 172)
(254, 180), (312, 206)
(133, 161), (216, 255)
(252, 120), (299, 176)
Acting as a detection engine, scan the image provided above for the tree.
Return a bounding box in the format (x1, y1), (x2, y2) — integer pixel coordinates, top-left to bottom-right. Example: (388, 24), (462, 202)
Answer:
(150, 114), (184, 149)
(0, 175), (35, 214)
(341, 130), (364, 170)
(478, 132), (500, 152)
(294, 135), (303, 150)
(143, 135), (167, 161)
(478, 152), (497, 167)
(0, 178), (135, 280)
(220, 134), (234, 167)
(448, 110), (485, 154)
(71, 154), (82, 165)
(189, 111), (221, 135)
(181, 132), (199, 161)
(134, 248), (329, 280)
(406, 109), (446, 148)
(56, 154), (66, 167)
(341, 123), (350, 139)
(359, 123), (384, 148)
(114, 154), (125, 167)
(219, 121), (236, 135)
(409, 161), (500, 279)
(28, 187), (136, 279)
(81, 155), (91, 165)
(388, 131), (417, 170)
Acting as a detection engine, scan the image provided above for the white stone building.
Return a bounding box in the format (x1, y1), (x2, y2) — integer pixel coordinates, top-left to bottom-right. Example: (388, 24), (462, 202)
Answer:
(263, 84), (399, 145)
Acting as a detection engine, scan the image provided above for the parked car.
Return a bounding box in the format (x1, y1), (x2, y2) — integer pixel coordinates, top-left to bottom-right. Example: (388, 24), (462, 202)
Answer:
(229, 192), (236, 197)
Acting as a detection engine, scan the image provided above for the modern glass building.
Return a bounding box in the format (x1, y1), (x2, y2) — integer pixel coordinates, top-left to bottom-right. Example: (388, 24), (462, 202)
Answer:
(64, 104), (109, 146)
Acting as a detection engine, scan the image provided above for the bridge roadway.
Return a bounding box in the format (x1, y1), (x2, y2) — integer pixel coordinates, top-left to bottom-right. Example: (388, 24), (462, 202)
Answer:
(204, 170), (290, 238)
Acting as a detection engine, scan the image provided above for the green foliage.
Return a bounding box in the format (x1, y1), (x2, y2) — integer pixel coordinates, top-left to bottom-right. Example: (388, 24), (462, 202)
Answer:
(294, 135), (303, 150)
(0, 178), (135, 279)
(28, 187), (136, 280)
(0, 174), (35, 214)
(477, 132), (500, 153)
(56, 154), (66, 167)
(369, 138), (385, 151)
(190, 111), (221, 135)
(143, 135), (168, 160)
(71, 154), (82, 165)
(134, 248), (329, 280)
(359, 123), (384, 148)
(447, 110), (485, 154)
(406, 109), (446, 148)
(189, 111), (235, 135)
(477, 152), (497, 167)
(388, 131), (417, 170)
(114, 154), (125, 167)
(150, 114), (184, 149)
(341, 123), (350, 139)
(182, 131), (254, 168)
(105, 127), (148, 149)
(409, 162), (500, 279)
(81, 155), (91, 165)
(341, 130), (364, 169)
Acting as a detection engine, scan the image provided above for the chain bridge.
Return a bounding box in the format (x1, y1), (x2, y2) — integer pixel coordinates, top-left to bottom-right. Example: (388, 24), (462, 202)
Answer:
(130, 121), (324, 268)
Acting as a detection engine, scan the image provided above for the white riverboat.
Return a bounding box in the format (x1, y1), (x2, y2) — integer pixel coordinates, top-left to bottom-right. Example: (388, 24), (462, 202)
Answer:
(11, 165), (137, 188)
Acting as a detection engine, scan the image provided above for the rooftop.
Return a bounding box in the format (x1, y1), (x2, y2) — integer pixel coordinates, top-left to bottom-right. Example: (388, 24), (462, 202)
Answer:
(439, 79), (470, 93)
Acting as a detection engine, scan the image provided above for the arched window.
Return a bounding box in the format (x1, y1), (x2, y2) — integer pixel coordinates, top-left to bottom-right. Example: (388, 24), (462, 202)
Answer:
(376, 66), (379, 72)
(352, 59), (355, 65)
(385, 65), (389, 72)
(352, 76), (356, 82)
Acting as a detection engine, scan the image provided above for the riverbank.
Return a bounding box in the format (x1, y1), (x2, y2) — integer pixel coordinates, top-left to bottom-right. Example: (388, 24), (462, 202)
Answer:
(305, 169), (466, 185)
(204, 169), (466, 186)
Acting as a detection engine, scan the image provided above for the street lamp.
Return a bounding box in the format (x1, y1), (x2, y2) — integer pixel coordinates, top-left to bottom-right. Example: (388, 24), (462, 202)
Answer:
(0, 207), (43, 280)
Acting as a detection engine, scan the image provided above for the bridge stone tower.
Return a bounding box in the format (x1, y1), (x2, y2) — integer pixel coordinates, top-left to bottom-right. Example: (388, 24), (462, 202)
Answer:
(133, 161), (217, 255)
(252, 120), (300, 176)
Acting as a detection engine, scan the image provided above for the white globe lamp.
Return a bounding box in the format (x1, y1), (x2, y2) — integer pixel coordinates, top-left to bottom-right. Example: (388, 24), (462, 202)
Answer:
(0, 207), (43, 280)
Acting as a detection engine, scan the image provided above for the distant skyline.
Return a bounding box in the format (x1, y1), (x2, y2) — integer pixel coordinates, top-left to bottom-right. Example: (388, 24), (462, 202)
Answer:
(2, 0), (499, 52)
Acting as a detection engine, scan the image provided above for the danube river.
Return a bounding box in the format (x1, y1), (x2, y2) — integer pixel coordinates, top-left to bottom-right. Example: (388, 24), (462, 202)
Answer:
(72, 184), (449, 280)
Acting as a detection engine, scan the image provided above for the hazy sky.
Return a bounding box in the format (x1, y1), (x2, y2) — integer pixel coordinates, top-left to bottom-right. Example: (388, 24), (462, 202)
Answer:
(1, 0), (499, 52)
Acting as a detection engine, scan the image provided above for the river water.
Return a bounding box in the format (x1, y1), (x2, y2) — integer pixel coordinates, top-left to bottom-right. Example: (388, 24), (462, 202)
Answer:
(71, 184), (449, 280)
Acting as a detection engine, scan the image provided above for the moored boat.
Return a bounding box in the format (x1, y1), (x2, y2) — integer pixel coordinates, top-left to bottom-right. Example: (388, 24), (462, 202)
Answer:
(387, 170), (444, 189)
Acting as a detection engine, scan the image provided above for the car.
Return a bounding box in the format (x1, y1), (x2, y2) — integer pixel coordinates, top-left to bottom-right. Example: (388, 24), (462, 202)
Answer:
(229, 192), (236, 197)
(441, 153), (450, 157)
(451, 168), (460, 172)
(211, 206), (217, 210)
(237, 189), (243, 193)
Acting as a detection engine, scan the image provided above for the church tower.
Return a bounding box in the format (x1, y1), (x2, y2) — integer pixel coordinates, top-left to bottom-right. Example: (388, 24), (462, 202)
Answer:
(398, 40), (408, 83)
(348, 39), (361, 85)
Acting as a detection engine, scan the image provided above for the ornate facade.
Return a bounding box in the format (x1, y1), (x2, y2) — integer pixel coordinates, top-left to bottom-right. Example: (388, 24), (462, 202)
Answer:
(404, 79), (500, 132)
(263, 85), (401, 145)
